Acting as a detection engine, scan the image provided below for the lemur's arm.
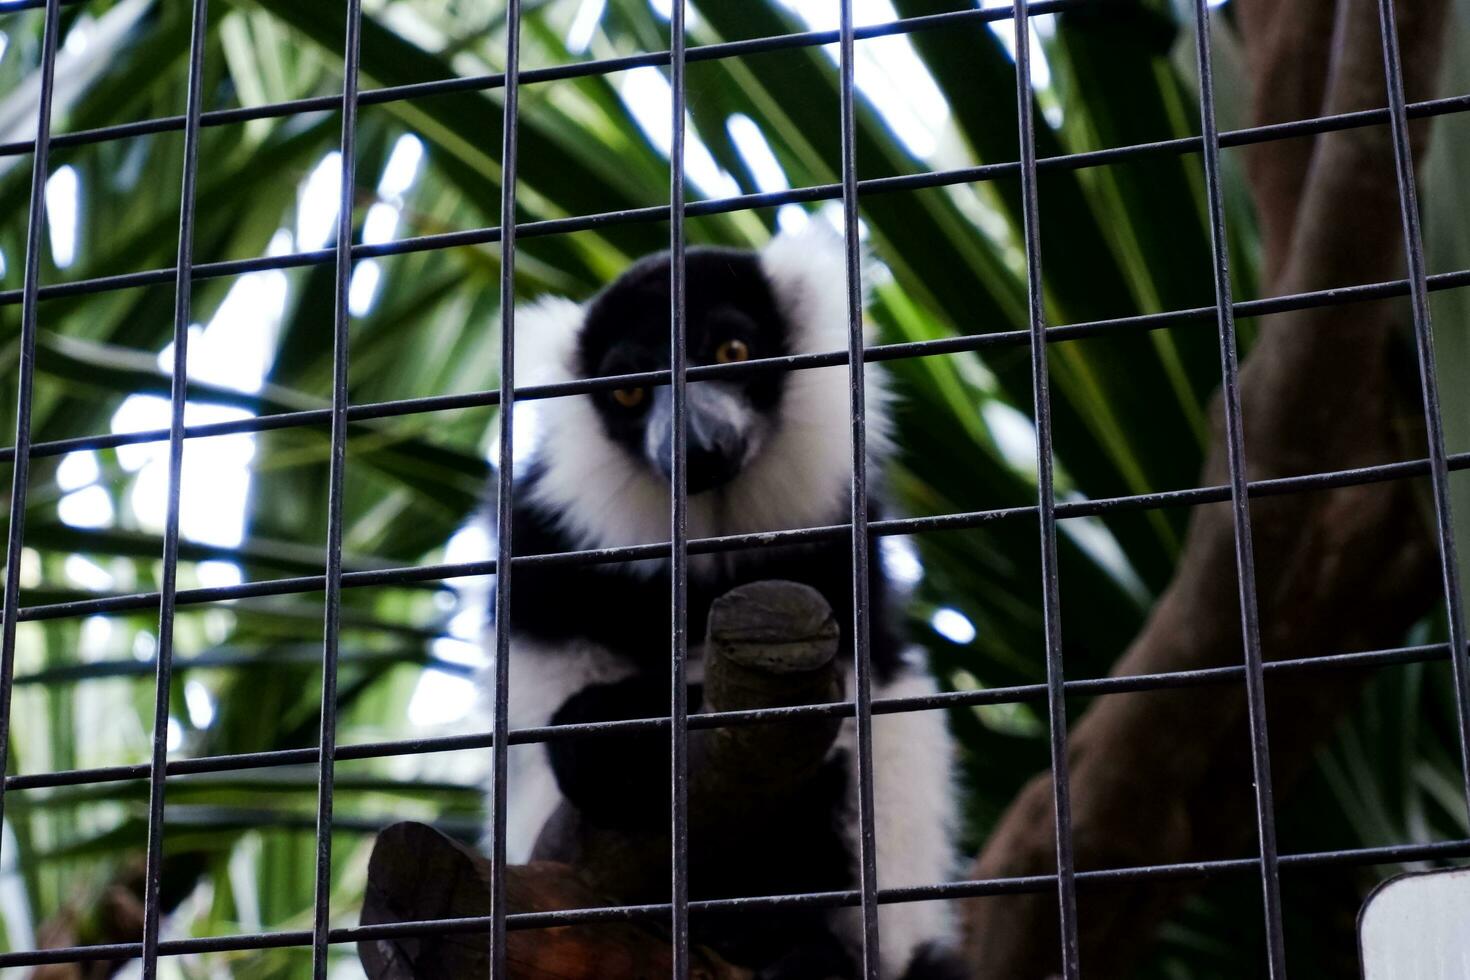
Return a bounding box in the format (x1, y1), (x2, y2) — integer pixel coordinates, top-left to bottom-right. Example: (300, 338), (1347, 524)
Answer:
(545, 675), (685, 828)
(547, 580), (848, 832)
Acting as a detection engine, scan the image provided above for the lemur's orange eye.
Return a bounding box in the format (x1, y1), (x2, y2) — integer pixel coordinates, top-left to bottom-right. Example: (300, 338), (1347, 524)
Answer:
(715, 339), (750, 364)
(612, 387), (646, 408)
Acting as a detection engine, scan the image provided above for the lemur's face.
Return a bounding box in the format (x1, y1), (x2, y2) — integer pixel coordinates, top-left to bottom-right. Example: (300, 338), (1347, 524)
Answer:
(576, 248), (791, 495)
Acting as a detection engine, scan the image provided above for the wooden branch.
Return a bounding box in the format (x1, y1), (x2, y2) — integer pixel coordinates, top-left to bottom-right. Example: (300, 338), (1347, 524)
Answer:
(695, 579), (845, 802)
(359, 580), (841, 978)
(1233, 0), (1337, 285)
(960, 1), (1449, 976)
(358, 822), (507, 979)
(358, 822), (752, 980)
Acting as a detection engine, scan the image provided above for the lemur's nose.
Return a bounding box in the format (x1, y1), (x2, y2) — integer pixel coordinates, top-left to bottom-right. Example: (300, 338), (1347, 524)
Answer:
(645, 383), (751, 494)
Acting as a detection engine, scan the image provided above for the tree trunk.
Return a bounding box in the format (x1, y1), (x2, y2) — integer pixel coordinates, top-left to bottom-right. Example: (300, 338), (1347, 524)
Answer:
(960, 0), (1449, 975)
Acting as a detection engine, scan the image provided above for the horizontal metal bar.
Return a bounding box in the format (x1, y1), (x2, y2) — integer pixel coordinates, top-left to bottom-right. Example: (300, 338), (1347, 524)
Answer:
(4, 261), (1468, 468)
(7, 84), (1470, 312)
(4, 0), (1467, 173)
(13, 646), (469, 686)
(0, 0), (84, 11)
(1, 834), (1463, 967)
(6, 441), (1462, 626)
(0, 0), (1080, 161)
(5, 639), (1447, 793)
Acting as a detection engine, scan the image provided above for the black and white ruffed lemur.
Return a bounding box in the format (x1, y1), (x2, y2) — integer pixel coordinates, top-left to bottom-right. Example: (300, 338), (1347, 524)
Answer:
(481, 227), (964, 980)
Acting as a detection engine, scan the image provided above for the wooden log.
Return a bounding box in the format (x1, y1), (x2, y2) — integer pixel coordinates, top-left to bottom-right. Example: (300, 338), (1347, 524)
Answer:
(696, 579), (844, 804)
(358, 821), (752, 979)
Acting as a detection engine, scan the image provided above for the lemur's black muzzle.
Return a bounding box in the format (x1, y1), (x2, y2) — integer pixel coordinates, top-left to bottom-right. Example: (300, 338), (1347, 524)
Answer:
(646, 383), (751, 495)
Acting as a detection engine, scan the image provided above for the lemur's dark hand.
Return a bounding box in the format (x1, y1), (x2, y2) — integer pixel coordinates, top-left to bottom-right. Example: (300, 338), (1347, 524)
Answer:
(752, 931), (855, 980)
(546, 676), (699, 829)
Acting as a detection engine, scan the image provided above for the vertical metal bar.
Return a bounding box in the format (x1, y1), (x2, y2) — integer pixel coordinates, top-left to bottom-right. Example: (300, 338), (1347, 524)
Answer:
(1374, 0), (1470, 819)
(1009, 4), (1080, 976)
(310, 1), (364, 976)
(1190, 2), (1287, 974)
(0, 0), (61, 844)
(837, 3), (881, 977)
(488, 1), (523, 977)
(668, 0), (691, 974)
(140, 0), (211, 973)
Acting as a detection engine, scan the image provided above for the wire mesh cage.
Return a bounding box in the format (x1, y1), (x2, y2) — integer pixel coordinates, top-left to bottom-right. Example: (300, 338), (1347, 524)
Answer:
(0, 0), (1467, 976)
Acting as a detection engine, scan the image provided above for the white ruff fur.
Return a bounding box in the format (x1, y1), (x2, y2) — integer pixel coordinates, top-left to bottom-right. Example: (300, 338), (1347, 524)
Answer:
(493, 636), (637, 862)
(488, 644), (960, 974)
(517, 227), (892, 573)
(484, 228), (958, 975)
(831, 660), (960, 975)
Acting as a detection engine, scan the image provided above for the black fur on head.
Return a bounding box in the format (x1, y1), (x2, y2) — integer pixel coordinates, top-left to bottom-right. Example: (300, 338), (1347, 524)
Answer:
(575, 247), (794, 495)
(515, 225), (883, 555)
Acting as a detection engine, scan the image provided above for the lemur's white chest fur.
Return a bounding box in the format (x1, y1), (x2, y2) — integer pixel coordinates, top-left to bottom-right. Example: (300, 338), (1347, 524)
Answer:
(480, 228), (959, 978)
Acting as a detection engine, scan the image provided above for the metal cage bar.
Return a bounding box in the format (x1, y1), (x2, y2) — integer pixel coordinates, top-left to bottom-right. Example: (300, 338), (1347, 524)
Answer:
(2, 637), (1458, 787)
(1189, 0), (1286, 972)
(0, 635), (1458, 800)
(1374, 0), (1470, 819)
(140, 0), (211, 973)
(6, 260), (1470, 471)
(669, 0), (693, 973)
(16, 76), (1470, 314)
(4, 441), (1470, 631)
(3, 834), (1468, 969)
(839, 1), (883, 975)
(12, 92), (1470, 315)
(0, 640), (1445, 830)
(0, 2), (1076, 163)
(0, 0), (61, 850)
(309, 2), (365, 976)
(0, 0), (82, 10)
(488, 1), (523, 977)
(1010, 3), (1080, 975)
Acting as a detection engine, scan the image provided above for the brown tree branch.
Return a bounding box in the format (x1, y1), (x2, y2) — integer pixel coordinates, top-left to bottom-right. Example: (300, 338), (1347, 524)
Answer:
(358, 823), (752, 980)
(960, 0), (1448, 976)
(1234, 0), (1336, 284)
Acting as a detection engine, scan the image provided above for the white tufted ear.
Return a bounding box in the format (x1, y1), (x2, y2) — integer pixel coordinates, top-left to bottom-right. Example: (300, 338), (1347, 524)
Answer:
(760, 222), (876, 351)
(759, 222), (892, 454)
(512, 295), (584, 385)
